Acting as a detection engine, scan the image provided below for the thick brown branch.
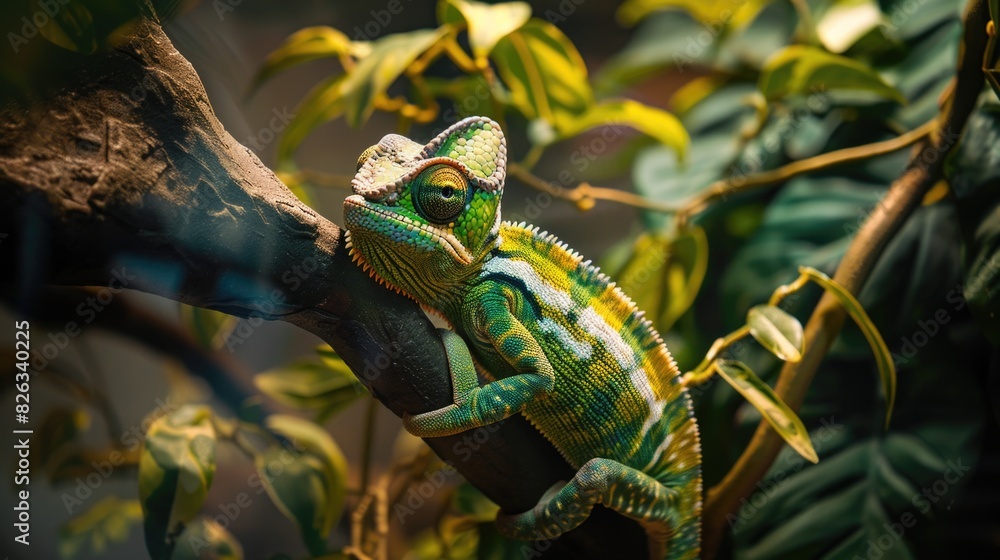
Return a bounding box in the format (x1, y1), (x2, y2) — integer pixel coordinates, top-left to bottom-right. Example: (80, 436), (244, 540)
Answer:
(0, 12), (644, 558)
(701, 1), (992, 555)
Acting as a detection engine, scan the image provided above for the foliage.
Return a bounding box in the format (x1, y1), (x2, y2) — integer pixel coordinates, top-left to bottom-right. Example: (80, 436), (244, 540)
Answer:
(39, 0), (999, 559)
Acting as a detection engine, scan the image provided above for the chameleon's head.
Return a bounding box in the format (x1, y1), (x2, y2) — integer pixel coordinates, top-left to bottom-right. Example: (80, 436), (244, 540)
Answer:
(344, 116), (507, 302)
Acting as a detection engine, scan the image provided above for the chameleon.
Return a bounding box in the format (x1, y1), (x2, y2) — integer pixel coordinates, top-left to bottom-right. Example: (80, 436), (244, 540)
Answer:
(343, 116), (702, 559)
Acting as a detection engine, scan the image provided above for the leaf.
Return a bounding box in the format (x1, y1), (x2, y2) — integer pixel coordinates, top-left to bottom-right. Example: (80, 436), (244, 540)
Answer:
(714, 359), (818, 463)
(609, 227), (708, 334)
(139, 406), (217, 560)
(552, 100), (689, 158)
(799, 266), (896, 427)
(256, 415), (348, 556)
(439, 0), (531, 60)
(758, 45), (906, 104)
(491, 19), (593, 124)
(746, 305), (804, 362)
(59, 497), (142, 559)
(277, 74), (347, 163)
(179, 305), (237, 350)
(32, 0), (97, 54)
(616, 0), (771, 29)
(255, 352), (365, 417)
(38, 407), (89, 474)
(670, 75), (730, 116)
(169, 517), (243, 560)
(252, 26), (355, 91)
(342, 27), (449, 127)
(816, 0), (883, 54)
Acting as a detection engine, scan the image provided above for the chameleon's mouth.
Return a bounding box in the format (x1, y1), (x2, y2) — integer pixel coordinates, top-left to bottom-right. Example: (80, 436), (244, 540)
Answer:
(343, 195), (473, 266)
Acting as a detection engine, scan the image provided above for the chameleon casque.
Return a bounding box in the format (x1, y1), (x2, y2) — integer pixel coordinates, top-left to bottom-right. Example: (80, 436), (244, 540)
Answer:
(343, 116), (702, 559)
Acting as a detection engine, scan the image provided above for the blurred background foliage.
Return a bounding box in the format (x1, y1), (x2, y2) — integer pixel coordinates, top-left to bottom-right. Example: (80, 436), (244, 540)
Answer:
(3, 0), (1000, 559)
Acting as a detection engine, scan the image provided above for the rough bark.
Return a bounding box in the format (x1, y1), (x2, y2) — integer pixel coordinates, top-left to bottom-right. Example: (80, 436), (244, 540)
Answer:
(0, 10), (646, 559)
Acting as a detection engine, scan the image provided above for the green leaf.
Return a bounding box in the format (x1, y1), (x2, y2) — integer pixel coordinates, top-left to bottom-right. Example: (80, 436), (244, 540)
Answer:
(179, 305), (237, 350)
(60, 497), (142, 559)
(799, 266), (896, 427)
(552, 100), (689, 158)
(277, 74), (347, 163)
(439, 0), (531, 59)
(32, 0), (97, 54)
(746, 304), (804, 362)
(252, 26), (355, 91)
(714, 359), (818, 463)
(169, 517), (243, 560)
(758, 45), (906, 104)
(491, 19), (593, 124)
(256, 415), (348, 556)
(342, 27), (448, 127)
(255, 352), (365, 417)
(139, 406), (217, 560)
(616, 0), (771, 29)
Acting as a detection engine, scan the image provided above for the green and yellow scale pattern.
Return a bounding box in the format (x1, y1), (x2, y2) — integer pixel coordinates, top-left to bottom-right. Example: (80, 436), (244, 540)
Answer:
(344, 116), (702, 559)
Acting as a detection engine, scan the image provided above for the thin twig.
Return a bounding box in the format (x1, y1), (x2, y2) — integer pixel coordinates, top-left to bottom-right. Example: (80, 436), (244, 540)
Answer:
(700, 1), (991, 556)
(360, 396), (378, 494)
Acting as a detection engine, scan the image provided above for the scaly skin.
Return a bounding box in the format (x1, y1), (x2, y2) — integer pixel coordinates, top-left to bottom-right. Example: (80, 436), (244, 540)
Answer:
(344, 116), (702, 559)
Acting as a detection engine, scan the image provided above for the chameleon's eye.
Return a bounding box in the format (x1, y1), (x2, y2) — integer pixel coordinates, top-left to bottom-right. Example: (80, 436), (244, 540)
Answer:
(357, 145), (378, 171)
(412, 164), (470, 223)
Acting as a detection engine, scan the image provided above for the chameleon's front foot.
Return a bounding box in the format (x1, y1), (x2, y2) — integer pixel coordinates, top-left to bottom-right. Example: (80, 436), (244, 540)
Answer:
(402, 385), (523, 437)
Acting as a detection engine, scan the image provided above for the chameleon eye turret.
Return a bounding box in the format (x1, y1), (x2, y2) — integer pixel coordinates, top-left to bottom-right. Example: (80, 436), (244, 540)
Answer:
(344, 116), (702, 560)
(412, 164), (470, 223)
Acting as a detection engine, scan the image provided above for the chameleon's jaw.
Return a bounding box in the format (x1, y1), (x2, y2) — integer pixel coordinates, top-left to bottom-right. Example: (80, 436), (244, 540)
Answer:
(343, 195), (474, 266)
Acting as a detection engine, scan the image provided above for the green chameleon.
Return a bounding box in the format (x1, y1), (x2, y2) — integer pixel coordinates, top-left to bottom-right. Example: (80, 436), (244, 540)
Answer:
(344, 116), (702, 559)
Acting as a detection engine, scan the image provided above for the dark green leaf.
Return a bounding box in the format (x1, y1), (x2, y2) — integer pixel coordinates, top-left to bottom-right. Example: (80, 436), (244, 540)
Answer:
(255, 352), (365, 417)
(169, 517), (243, 560)
(256, 415), (347, 556)
(33, 0), (97, 54)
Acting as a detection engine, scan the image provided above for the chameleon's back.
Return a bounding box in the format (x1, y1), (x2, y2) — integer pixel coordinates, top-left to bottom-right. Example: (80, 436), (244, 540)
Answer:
(464, 222), (703, 558)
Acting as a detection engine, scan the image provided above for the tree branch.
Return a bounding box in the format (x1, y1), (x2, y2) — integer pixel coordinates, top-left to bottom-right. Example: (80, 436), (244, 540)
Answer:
(701, 1), (992, 555)
(0, 10), (645, 558)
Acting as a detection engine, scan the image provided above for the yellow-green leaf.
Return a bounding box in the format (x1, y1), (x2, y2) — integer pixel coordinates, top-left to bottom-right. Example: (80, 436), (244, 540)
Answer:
(613, 227), (708, 335)
(746, 304), (804, 362)
(491, 19), (593, 124)
(714, 360), (818, 463)
(139, 406), (217, 560)
(617, 0), (770, 29)
(169, 517), (243, 560)
(179, 305), (237, 350)
(256, 415), (348, 556)
(38, 407), (89, 475)
(816, 0), (883, 54)
(799, 266), (897, 427)
(277, 74), (347, 164)
(33, 0), (97, 54)
(759, 45), (906, 103)
(553, 99), (689, 158)
(255, 355), (364, 417)
(670, 75), (730, 117)
(440, 0), (531, 60)
(60, 497), (142, 559)
(342, 27), (449, 127)
(252, 26), (356, 91)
